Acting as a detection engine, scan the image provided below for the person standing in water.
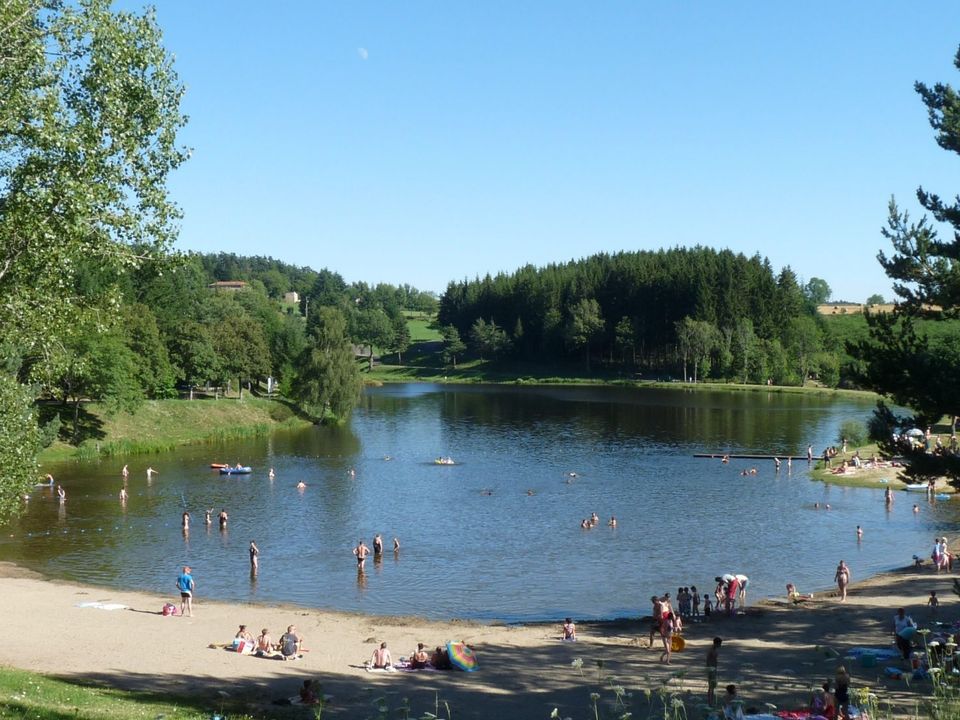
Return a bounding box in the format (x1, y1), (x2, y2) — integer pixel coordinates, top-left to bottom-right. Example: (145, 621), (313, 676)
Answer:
(181, 511), (190, 532)
(249, 540), (259, 571)
(121, 465), (128, 480)
(218, 508), (228, 531)
(204, 509), (212, 526)
(354, 539), (370, 569)
(373, 534), (383, 556)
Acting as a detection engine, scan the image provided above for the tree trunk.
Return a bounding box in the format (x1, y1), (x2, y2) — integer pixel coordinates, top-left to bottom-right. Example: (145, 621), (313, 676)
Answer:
(368, 349), (374, 371)
(238, 376), (243, 401)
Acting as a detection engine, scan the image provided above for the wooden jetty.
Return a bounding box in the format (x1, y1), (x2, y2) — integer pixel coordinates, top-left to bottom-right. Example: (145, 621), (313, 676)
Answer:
(694, 453), (810, 461)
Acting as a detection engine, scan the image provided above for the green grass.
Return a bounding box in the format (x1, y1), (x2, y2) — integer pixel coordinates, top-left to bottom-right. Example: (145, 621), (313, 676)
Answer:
(404, 311), (442, 342)
(38, 397), (312, 463)
(0, 666), (257, 719)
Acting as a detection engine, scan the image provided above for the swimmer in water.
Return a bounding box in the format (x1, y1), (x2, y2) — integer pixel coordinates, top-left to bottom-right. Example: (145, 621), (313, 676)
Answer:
(856, 525), (863, 540)
(297, 481), (306, 489)
(914, 504), (920, 513)
(121, 464), (128, 479)
(218, 508), (228, 530)
(205, 509), (212, 526)
(182, 511), (190, 531)
(580, 519), (589, 529)
(393, 537), (400, 552)
(119, 487), (128, 502)
(608, 516), (617, 527)
(814, 502), (820, 509)
(146, 467), (156, 480)
(45, 474), (54, 485)
(268, 468), (275, 480)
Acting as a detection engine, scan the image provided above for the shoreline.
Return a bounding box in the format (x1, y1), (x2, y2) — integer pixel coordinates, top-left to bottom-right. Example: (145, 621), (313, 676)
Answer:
(0, 558), (951, 718)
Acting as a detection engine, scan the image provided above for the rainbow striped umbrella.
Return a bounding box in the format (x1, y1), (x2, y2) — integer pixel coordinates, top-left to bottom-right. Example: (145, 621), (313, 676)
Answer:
(446, 642), (478, 672)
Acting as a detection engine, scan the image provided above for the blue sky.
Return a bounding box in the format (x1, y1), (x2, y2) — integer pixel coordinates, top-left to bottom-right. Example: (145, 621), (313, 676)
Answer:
(151, 2), (960, 302)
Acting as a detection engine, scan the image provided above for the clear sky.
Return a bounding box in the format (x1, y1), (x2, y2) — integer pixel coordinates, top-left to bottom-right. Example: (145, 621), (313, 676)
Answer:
(147, 2), (960, 302)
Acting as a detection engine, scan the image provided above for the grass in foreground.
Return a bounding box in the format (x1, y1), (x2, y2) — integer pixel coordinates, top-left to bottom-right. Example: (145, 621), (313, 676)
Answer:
(0, 666), (257, 720)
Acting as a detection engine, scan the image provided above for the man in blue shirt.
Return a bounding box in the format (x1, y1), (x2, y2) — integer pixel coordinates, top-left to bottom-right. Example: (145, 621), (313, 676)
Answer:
(176, 565), (195, 617)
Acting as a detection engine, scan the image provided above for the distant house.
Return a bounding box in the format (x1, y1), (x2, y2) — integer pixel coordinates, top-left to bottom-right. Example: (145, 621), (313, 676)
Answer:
(282, 291), (300, 304)
(208, 280), (248, 292)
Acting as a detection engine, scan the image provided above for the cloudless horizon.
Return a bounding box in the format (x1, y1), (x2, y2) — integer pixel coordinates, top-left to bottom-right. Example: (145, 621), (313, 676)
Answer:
(146, 2), (960, 302)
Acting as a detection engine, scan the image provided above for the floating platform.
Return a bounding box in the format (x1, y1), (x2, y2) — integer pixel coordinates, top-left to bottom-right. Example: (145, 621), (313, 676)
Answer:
(694, 453), (810, 461)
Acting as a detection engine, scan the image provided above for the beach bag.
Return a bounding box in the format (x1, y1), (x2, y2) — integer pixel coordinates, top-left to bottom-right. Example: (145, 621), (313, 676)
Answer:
(236, 639), (251, 654)
(162, 602), (179, 616)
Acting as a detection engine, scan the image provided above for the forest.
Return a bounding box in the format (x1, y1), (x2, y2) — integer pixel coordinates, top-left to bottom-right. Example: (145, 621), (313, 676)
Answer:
(438, 247), (849, 386)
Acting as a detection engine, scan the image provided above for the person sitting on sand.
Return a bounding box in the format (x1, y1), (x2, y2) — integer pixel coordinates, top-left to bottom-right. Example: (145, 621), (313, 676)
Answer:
(786, 583), (814, 602)
(255, 628), (273, 656)
(279, 625), (302, 659)
(370, 641), (392, 668)
(431, 645), (452, 669)
(723, 684), (745, 720)
(562, 617), (576, 641)
(233, 624), (254, 653)
(810, 681), (835, 720)
(299, 679), (318, 705)
(410, 642), (430, 669)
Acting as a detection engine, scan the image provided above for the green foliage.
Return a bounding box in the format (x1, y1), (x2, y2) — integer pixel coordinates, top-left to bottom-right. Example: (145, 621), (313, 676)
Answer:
(293, 307), (361, 422)
(849, 46), (960, 483)
(441, 325), (466, 368)
(0, 373), (40, 523)
(438, 247), (826, 381)
(804, 277), (832, 305)
(838, 419), (868, 448)
(469, 318), (510, 361)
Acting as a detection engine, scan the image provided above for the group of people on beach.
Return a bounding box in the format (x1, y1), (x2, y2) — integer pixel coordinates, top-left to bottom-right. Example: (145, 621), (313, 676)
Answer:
(231, 623), (304, 660)
(364, 640), (454, 670)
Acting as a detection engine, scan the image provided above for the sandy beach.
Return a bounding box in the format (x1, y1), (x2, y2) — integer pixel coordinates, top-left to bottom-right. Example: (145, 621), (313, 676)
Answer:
(0, 560), (953, 718)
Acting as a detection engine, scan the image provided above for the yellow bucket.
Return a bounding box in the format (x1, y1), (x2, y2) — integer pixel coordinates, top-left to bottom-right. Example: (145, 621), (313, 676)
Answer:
(671, 635), (686, 652)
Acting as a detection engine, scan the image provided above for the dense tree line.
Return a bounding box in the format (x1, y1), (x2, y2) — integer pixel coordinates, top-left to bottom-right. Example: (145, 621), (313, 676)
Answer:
(438, 247), (841, 385)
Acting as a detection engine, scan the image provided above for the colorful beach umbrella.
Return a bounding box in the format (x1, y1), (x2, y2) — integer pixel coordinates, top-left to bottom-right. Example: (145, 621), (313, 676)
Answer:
(446, 641), (478, 672)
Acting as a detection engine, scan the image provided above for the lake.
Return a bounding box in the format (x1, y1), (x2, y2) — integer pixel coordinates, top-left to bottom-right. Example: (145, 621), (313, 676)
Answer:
(2, 384), (953, 622)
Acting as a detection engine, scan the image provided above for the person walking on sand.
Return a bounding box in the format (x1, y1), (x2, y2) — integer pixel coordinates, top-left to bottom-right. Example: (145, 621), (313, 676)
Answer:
(706, 637), (723, 706)
(648, 595), (663, 647)
(354, 539), (370, 569)
(176, 565), (195, 617)
(249, 540), (259, 571)
(659, 610), (676, 664)
(834, 560), (851, 602)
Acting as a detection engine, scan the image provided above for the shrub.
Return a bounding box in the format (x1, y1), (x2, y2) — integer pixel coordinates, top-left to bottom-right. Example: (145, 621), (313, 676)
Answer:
(838, 419), (867, 448)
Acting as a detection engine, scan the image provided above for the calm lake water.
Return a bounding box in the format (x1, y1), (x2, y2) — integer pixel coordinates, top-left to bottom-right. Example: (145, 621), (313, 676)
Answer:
(3, 384), (955, 622)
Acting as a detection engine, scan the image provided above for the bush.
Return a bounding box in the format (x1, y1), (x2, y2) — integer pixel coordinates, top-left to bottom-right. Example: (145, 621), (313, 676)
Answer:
(838, 419), (867, 448)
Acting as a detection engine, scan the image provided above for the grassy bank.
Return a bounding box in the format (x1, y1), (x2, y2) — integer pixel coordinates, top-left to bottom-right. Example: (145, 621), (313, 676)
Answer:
(38, 397), (312, 464)
(0, 665), (261, 720)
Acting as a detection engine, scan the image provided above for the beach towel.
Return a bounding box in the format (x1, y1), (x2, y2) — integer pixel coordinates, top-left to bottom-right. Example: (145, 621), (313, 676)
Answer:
(365, 665), (398, 673)
(846, 647), (900, 661)
(76, 602), (127, 611)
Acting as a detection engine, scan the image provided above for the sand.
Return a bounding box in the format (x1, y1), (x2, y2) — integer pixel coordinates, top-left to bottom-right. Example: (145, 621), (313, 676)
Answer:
(0, 560), (953, 719)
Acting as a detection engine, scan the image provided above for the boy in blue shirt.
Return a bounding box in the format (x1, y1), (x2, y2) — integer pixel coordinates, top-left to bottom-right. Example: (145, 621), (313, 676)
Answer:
(176, 565), (195, 617)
